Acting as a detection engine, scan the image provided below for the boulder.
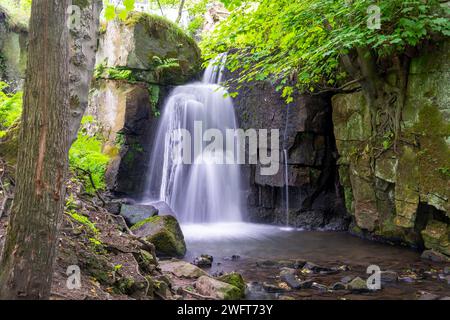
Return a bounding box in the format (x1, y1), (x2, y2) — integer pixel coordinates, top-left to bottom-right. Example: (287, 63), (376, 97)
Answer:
(380, 271), (398, 284)
(159, 260), (207, 279)
(421, 220), (450, 256)
(120, 204), (158, 226)
(132, 215), (186, 258)
(421, 249), (450, 263)
(217, 272), (246, 298)
(348, 277), (369, 293)
(193, 254), (213, 268)
(195, 276), (243, 300)
(97, 12), (201, 85)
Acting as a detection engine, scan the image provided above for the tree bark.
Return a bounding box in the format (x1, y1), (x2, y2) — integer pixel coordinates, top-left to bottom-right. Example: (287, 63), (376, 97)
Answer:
(68, 0), (103, 144)
(176, 0), (186, 24)
(0, 0), (71, 299)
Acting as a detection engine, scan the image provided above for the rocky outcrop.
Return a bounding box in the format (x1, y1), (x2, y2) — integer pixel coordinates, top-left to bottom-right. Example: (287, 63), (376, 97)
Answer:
(332, 40), (450, 256)
(88, 12), (202, 197)
(223, 70), (348, 229)
(0, 6), (28, 90)
(131, 215), (187, 258)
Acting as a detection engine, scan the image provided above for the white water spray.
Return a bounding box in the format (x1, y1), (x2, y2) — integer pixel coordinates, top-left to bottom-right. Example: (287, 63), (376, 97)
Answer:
(144, 55), (244, 224)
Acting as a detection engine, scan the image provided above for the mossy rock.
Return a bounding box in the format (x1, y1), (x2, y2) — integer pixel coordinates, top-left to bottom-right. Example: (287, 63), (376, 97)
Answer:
(195, 276), (243, 300)
(0, 121), (20, 164)
(217, 272), (246, 298)
(132, 215), (186, 258)
(421, 220), (450, 256)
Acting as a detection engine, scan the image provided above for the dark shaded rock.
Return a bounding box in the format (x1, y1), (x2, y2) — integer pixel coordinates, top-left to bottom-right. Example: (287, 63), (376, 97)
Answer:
(193, 254), (213, 268)
(303, 262), (333, 273)
(311, 282), (328, 292)
(280, 273), (302, 289)
(380, 271), (398, 284)
(298, 280), (314, 289)
(444, 266), (450, 275)
(341, 275), (353, 284)
(132, 215), (186, 258)
(418, 291), (439, 300)
(120, 204), (158, 226)
(421, 249), (450, 262)
(148, 201), (176, 216)
(331, 282), (347, 291)
(262, 282), (285, 293)
(105, 200), (122, 214)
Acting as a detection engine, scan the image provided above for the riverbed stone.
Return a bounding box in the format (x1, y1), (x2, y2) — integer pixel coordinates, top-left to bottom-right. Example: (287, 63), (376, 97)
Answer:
(421, 220), (450, 256)
(331, 282), (348, 291)
(348, 277), (369, 292)
(195, 276), (243, 300)
(120, 204), (158, 226)
(193, 254), (213, 268)
(380, 271), (399, 284)
(217, 272), (246, 298)
(421, 250), (450, 263)
(159, 260), (207, 278)
(280, 273), (302, 290)
(132, 215), (186, 258)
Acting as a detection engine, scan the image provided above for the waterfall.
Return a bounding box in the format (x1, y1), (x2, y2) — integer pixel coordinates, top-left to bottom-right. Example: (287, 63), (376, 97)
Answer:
(283, 105), (290, 228)
(144, 55), (244, 224)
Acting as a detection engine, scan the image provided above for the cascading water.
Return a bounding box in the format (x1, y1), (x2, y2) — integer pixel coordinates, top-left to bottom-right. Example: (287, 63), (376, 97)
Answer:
(143, 55), (244, 224)
(283, 104), (290, 228)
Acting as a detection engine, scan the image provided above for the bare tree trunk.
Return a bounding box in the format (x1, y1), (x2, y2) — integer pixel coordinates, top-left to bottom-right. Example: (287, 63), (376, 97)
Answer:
(176, 0), (186, 24)
(0, 0), (71, 300)
(68, 0), (103, 144)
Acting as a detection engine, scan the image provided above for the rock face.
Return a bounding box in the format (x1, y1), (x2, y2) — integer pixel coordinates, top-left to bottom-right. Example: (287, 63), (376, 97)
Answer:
(0, 6), (28, 90)
(332, 40), (450, 257)
(223, 70), (348, 229)
(88, 12), (201, 197)
(131, 215), (187, 258)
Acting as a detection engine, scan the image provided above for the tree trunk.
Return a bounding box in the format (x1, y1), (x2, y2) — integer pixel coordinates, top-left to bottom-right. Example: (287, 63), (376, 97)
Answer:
(0, 0), (70, 300)
(176, 0), (186, 24)
(68, 0), (103, 144)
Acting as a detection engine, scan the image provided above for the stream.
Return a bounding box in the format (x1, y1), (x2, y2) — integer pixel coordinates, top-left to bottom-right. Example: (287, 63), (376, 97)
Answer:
(182, 223), (450, 300)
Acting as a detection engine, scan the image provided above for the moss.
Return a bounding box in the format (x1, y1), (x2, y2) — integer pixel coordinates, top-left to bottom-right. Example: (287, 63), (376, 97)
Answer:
(130, 215), (161, 231)
(218, 273), (246, 298)
(124, 12), (198, 51)
(73, 0), (90, 9)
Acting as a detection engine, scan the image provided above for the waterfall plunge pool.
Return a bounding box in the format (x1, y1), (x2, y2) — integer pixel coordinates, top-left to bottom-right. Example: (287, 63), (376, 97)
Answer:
(181, 222), (450, 300)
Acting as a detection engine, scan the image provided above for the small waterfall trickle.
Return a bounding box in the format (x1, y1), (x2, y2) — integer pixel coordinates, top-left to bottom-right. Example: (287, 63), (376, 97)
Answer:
(283, 104), (291, 228)
(143, 55), (244, 224)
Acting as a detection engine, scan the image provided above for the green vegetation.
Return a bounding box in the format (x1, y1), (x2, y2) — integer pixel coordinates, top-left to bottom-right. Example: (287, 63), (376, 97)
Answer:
(202, 0), (450, 100)
(69, 116), (111, 194)
(0, 82), (22, 138)
(0, 0), (31, 29)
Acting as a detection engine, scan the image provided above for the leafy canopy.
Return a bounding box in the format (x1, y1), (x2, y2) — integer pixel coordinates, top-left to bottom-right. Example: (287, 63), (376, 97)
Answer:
(201, 0), (450, 100)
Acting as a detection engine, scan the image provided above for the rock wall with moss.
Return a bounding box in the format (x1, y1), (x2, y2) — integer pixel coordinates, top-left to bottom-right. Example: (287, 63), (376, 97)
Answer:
(0, 6), (28, 90)
(88, 12), (202, 197)
(332, 40), (450, 256)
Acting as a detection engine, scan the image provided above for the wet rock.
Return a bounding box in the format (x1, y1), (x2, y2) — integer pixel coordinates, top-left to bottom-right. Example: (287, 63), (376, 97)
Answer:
(224, 255), (240, 261)
(331, 282), (347, 291)
(120, 204), (158, 226)
(341, 275), (353, 284)
(256, 260), (278, 268)
(303, 261), (333, 273)
(132, 215), (186, 258)
(380, 271), (398, 284)
(348, 277), (369, 293)
(218, 272), (246, 298)
(105, 200), (122, 215)
(262, 282), (286, 293)
(280, 273), (302, 290)
(444, 266), (450, 275)
(279, 295), (295, 300)
(421, 249), (450, 263)
(418, 291), (439, 300)
(195, 276), (243, 300)
(159, 260), (207, 279)
(399, 276), (415, 283)
(311, 282), (328, 292)
(294, 259), (307, 269)
(298, 280), (314, 289)
(193, 254), (213, 268)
